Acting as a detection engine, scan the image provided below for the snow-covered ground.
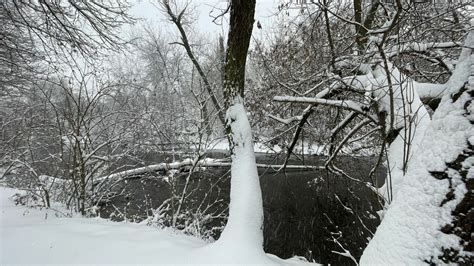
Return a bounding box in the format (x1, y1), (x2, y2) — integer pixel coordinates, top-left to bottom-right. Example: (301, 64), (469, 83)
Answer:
(0, 187), (316, 265)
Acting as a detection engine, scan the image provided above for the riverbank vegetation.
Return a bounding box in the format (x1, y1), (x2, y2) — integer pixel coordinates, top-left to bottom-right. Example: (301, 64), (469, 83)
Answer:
(1, 0), (472, 264)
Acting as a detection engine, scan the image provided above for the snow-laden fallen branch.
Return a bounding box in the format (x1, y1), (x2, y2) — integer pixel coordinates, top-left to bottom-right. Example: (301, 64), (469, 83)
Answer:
(94, 159), (325, 184)
(94, 158), (197, 184)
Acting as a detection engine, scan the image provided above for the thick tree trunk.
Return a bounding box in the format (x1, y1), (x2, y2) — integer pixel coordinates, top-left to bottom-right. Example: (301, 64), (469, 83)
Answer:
(218, 99), (264, 250)
(353, 0), (364, 52)
(223, 0), (256, 103)
(360, 30), (473, 265)
(216, 0), (265, 251)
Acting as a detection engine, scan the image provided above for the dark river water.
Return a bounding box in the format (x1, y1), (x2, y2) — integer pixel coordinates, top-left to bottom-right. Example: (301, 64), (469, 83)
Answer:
(97, 152), (385, 265)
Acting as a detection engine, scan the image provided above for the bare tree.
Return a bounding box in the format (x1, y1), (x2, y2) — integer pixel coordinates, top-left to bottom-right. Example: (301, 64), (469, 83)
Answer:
(0, 0), (134, 98)
(160, 1), (225, 126)
(269, 0), (472, 263)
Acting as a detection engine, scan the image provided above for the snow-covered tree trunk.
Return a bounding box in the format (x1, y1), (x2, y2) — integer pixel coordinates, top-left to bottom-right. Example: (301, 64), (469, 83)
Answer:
(360, 25), (473, 265)
(217, 97), (264, 251)
(161, 1), (265, 255)
(214, 0), (265, 253)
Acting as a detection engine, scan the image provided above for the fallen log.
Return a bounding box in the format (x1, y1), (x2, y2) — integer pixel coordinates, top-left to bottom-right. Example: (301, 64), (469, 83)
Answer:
(94, 158), (324, 185)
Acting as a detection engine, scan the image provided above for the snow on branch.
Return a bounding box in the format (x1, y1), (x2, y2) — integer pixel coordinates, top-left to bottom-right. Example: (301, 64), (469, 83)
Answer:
(331, 235), (359, 265)
(273, 95), (377, 122)
(83, 137), (120, 163)
(330, 111), (357, 136)
(414, 82), (447, 100)
(326, 118), (372, 167)
(274, 96), (363, 112)
(385, 41), (461, 58)
(266, 113), (302, 125)
(279, 104), (314, 170)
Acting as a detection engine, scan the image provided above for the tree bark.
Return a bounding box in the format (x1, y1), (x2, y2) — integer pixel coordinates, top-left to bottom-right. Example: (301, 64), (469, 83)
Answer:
(353, 0), (364, 52)
(223, 0), (256, 104)
(216, 0), (265, 252)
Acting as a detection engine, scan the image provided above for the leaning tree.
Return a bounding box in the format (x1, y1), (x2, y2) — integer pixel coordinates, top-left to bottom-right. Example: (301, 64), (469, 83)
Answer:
(271, 0), (472, 264)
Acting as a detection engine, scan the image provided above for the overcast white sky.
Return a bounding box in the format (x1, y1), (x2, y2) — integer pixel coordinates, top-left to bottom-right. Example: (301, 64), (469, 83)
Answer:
(129, 0), (283, 38)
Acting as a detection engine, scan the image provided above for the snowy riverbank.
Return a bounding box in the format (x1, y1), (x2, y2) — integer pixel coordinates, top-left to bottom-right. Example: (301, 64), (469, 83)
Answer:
(0, 187), (316, 265)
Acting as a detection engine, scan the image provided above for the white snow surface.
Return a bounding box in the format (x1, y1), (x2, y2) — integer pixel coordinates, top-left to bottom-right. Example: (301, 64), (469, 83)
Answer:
(0, 187), (317, 265)
(218, 100), (266, 253)
(360, 29), (474, 264)
(0, 187), (199, 264)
